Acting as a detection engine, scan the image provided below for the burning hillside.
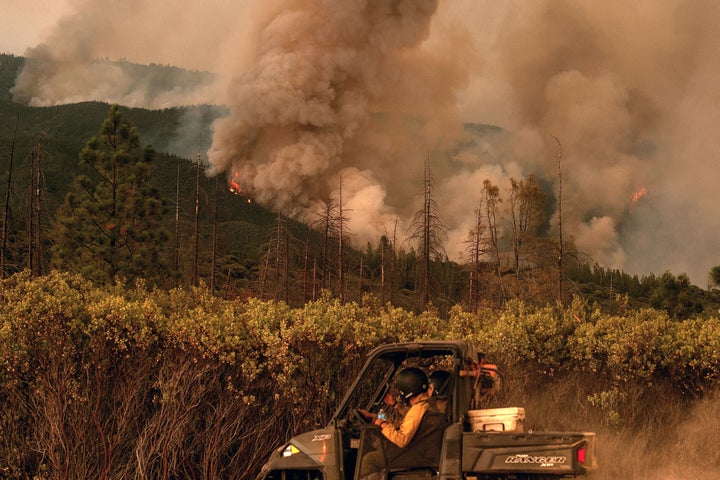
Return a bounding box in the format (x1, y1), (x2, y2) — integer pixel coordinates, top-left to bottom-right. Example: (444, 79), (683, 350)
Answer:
(8, 0), (720, 285)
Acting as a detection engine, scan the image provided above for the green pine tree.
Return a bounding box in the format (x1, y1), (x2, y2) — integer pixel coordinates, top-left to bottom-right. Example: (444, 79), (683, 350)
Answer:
(51, 105), (171, 285)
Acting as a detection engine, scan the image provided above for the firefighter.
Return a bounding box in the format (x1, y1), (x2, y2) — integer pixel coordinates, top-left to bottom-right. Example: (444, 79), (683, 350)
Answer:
(358, 367), (447, 480)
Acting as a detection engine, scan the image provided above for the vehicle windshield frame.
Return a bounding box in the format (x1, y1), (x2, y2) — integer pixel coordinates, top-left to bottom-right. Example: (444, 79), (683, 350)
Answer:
(330, 341), (474, 424)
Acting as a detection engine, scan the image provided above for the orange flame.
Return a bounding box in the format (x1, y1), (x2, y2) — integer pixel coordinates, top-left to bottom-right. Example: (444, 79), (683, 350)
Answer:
(228, 169), (242, 194)
(631, 186), (647, 203)
(228, 170), (252, 203)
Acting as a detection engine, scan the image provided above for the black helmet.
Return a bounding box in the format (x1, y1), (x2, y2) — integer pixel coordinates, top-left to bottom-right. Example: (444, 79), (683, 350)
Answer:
(394, 367), (429, 400)
(428, 370), (451, 396)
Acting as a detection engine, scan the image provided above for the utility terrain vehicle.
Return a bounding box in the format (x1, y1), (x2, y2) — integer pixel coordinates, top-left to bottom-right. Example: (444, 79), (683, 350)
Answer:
(257, 341), (597, 480)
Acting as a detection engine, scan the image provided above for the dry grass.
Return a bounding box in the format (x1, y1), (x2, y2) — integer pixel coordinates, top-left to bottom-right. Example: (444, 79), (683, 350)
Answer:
(494, 369), (720, 479)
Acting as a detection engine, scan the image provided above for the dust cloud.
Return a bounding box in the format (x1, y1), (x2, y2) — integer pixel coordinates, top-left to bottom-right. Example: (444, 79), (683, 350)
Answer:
(597, 391), (720, 480)
(11, 0), (720, 285)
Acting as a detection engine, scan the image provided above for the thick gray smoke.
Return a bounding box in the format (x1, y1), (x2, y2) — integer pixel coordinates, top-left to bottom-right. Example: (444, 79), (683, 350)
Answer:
(473, 0), (720, 286)
(10, 0), (720, 285)
(207, 0), (458, 242)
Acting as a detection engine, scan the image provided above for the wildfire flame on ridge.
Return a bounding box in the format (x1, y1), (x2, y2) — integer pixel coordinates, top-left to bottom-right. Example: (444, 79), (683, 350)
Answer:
(229, 170), (252, 203)
(632, 186), (647, 203)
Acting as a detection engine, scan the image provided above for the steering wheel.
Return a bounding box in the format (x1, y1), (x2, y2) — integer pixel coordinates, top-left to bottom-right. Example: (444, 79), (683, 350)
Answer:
(352, 408), (372, 425)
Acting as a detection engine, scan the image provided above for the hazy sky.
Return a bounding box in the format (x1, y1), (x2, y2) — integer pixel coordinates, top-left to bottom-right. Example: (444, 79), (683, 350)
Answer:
(0, 1), (71, 55)
(2, 0), (719, 287)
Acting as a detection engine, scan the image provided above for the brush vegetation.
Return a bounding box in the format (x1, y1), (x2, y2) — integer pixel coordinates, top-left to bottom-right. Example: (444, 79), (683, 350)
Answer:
(1, 271), (719, 479)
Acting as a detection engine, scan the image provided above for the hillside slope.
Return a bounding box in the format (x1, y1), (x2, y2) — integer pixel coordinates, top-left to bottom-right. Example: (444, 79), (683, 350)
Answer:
(3, 54), (719, 314)
(0, 54), (288, 286)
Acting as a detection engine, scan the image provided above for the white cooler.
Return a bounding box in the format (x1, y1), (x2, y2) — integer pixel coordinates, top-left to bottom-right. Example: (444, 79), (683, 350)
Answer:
(467, 407), (525, 432)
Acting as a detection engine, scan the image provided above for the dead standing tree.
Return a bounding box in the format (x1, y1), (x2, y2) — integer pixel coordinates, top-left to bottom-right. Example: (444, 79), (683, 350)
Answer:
(302, 231), (313, 302)
(463, 202), (489, 310)
(508, 175), (546, 281)
(191, 153), (203, 287)
(1, 115), (20, 278)
(482, 179), (506, 303)
(409, 160), (447, 307)
(317, 198), (339, 293)
(336, 175), (351, 303)
(210, 176), (219, 293)
(258, 214), (292, 303)
(379, 230), (397, 305)
(552, 135), (565, 302)
(28, 132), (46, 277)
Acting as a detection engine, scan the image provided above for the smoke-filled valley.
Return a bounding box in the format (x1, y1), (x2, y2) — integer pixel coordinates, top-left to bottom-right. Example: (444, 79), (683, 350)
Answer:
(5, 0), (720, 286)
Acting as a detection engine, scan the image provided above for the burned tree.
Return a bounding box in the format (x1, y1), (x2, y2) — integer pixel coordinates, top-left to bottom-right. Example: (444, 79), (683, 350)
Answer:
(409, 160), (447, 307)
(317, 198), (339, 293)
(482, 179), (506, 302)
(336, 175), (352, 303)
(258, 215), (292, 303)
(463, 202), (489, 310)
(553, 135), (565, 301)
(1, 115), (19, 278)
(27, 133), (46, 277)
(379, 231), (397, 305)
(508, 175), (546, 280)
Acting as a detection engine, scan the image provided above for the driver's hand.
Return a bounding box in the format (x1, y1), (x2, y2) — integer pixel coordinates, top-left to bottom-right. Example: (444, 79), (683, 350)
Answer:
(357, 408), (375, 420)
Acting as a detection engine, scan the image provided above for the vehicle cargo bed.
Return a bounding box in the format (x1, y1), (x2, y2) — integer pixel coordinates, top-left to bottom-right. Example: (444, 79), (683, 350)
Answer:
(462, 431), (597, 476)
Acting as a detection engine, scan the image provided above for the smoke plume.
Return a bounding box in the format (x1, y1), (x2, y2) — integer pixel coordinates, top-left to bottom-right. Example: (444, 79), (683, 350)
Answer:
(11, 0), (720, 285)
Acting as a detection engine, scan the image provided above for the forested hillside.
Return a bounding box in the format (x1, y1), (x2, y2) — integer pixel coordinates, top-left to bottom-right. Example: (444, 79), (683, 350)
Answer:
(0, 54), (281, 293)
(2, 52), (719, 316)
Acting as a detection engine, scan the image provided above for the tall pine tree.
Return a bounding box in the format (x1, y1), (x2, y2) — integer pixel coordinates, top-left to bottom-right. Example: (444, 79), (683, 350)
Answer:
(51, 105), (170, 285)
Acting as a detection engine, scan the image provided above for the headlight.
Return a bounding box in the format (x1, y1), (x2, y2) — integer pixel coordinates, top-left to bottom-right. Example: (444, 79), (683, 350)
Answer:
(282, 444), (300, 457)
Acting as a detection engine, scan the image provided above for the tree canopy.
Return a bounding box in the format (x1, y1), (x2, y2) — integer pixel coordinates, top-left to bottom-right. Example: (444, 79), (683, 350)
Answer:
(51, 105), (171, 285)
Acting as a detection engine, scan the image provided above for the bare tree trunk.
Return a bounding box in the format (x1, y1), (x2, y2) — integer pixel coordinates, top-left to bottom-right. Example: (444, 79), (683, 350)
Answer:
(210, 176), (218, 293)
(464, 204), (485, 310)
(380, 242), (385, 304)
(27, 148), (35, 275)
(338, 176), (345, 303)
(303, 233), (310, 302)
(358, 256), (364, 300)
(259, 248), (269, 300)
(390, 219), (398, 305)
(192, 153), (201, 286)
(312, 258), (317, 301)
(553, 136), (564, 302)
(283, 219), (289, 304)
(320, 200), (335, 292)
(28, 133), (45, 277)
(483, 179), (506, 302)
(34, 140), (43, 275)
(174, 157), (180, 278)
(422, 162), (432, 305)
(261, 215), (290, 303)
(509, 179), (521, 280)
(408, 159), (447, 308)
(274, 218), (282, 302)
(1, 114), (19, 278)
